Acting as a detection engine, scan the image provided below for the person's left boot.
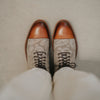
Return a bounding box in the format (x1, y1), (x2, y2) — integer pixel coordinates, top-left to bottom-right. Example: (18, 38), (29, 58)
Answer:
(25, 20), (50, 71)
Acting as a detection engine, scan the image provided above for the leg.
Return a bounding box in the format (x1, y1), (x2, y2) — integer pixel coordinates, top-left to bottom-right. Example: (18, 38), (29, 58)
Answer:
(0, 68), (52, 100)
(53, 67), (100, 100)
(53, 20), (100, 100)
(0, 20), (52, 100)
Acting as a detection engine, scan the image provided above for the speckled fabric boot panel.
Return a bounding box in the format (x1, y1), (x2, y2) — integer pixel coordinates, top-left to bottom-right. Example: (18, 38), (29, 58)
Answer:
(54, 39), (76, 71)
(27, 39), (49, 71)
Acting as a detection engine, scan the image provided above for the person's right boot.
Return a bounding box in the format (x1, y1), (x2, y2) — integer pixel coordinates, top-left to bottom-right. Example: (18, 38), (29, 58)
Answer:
(53, 20), (77, 71)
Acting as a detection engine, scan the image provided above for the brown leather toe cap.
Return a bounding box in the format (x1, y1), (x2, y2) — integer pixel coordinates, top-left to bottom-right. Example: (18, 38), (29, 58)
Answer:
(53, 20), (75, 39)
(28, 20), (49, 39)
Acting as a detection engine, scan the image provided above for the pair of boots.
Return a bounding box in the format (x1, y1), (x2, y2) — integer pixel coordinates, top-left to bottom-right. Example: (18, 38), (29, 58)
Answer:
(25, 19), (77, 73)
(1, 20), (100, 100)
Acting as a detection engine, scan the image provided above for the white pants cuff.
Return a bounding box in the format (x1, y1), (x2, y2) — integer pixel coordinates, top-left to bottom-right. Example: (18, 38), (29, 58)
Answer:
(0, 68), (52, 100)
(53, 67), (100, 100)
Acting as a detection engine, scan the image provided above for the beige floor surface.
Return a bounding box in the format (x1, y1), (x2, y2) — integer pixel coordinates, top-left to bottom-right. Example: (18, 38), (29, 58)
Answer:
(0, 0), (100, 89)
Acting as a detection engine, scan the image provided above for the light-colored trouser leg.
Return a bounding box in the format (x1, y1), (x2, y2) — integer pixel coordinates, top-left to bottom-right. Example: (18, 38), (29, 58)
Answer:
(53, 67), (100, 100)
(0, 68), (52, 100)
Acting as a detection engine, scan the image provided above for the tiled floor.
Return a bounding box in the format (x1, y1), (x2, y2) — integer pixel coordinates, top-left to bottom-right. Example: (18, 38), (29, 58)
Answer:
(0, 0), (100, 89)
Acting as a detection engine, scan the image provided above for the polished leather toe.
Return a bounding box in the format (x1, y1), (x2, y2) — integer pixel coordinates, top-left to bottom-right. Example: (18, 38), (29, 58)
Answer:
(28, 20), (49, 39)
(53, 20), (75, 39)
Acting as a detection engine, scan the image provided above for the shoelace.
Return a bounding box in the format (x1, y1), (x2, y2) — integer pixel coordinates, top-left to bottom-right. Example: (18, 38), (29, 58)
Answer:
(58, 52), (76, 68)
(33, 51), (46, 70)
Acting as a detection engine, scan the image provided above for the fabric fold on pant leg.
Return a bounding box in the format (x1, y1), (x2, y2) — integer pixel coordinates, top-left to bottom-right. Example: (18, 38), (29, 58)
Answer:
(53, 67), (100, 100)
(0, 68), (52, 100)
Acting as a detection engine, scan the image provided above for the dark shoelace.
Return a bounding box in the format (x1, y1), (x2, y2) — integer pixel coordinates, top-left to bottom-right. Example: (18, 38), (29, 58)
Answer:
(58, 52), (76, 68)
(33, 51), (46, 70)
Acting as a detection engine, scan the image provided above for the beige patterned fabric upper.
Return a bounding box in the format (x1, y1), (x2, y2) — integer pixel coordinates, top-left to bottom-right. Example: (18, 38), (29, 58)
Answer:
(27, 39), (49, 71)
(54, 39), (76, 71)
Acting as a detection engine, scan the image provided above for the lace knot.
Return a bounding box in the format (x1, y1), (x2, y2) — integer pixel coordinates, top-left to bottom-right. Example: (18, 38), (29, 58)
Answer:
(33, 51), (46, 69)
(58, 52), (76, 68)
